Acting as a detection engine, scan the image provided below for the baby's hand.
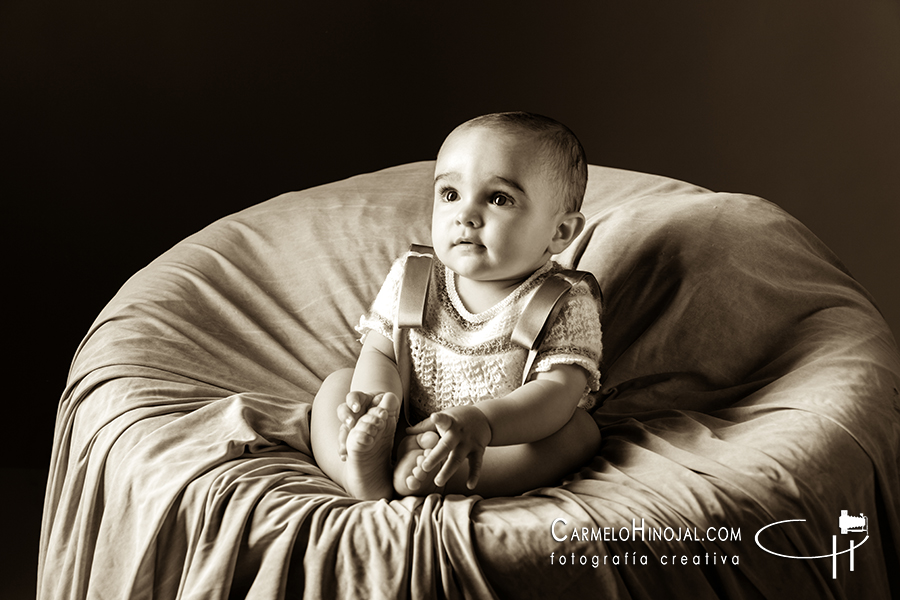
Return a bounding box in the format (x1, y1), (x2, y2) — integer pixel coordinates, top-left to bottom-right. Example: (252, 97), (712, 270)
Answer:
(406, 405), (492, 489)
(337, 391), (379, 461)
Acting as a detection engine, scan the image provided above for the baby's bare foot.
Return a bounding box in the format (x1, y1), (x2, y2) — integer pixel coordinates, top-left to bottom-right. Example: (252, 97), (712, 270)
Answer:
(393, 431), (442, 496)
(344, 393), (400, 500)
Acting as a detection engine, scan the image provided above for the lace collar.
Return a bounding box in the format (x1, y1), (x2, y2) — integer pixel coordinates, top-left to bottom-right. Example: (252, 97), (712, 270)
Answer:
(444, 261), (555, 324)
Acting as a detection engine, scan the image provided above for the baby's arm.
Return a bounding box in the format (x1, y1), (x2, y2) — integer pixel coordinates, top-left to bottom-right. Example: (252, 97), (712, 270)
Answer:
(337, 330), (402, 460)
(406, 364), (587, 488)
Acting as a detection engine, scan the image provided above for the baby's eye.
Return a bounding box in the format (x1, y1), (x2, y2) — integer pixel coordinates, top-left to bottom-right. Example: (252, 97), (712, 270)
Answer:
(490, 194), (511, 206)
(442, 189), (459, 202)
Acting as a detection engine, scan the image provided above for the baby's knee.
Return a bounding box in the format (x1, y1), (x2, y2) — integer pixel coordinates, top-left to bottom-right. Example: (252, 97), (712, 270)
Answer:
(313, 368), (355, 407)
(324, 368), (355, 387)
(320, 367), (354, 392)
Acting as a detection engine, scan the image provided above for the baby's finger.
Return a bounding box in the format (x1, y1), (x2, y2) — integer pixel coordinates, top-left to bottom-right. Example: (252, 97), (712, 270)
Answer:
(336, 403), (357, 428)
(434, 449), (466, 488)
(420, 433), (456, 472)
(465, 449), (484, 490)
(405, 418), (438, 435)
(429, 411), (454, 435)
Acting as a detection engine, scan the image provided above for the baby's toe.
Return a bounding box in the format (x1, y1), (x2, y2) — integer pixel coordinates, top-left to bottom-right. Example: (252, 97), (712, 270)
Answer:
(359, 413), (385, 432)
(417, 431), (440, 449)
(377, 392), (402, 414)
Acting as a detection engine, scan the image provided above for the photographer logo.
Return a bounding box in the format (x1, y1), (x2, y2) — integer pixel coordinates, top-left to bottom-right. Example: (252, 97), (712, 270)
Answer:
(755, 510), (869, 579)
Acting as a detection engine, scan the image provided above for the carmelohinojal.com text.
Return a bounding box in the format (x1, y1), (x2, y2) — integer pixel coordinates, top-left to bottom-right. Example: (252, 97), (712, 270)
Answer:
(550, 518), (742, 567)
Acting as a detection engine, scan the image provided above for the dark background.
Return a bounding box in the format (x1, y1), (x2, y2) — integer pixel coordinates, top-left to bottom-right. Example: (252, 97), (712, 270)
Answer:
(3, 1), (898, 597)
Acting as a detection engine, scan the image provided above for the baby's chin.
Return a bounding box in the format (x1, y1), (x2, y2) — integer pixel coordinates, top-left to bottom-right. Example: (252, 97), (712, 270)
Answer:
(452, 263), (540, 289)
(436, 243), (548, 281)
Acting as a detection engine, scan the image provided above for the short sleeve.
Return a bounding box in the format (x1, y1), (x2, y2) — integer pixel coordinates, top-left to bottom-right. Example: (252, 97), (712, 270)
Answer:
(355, 254), (407, 344)
(531, 280), (603, 398)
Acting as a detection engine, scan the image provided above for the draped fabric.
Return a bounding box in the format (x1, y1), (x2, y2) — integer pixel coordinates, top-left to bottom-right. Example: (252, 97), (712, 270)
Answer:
(40, 162), (900, 598)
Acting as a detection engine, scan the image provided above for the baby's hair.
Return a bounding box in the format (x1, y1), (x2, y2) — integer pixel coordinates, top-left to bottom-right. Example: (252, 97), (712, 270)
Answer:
(456, 112), (588, 213)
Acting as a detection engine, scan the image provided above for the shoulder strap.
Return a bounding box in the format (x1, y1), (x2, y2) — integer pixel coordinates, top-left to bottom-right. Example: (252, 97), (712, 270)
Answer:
(393, 244), (434, 423)
(511, 269), (602, 386)
(396, 244), (434, 329)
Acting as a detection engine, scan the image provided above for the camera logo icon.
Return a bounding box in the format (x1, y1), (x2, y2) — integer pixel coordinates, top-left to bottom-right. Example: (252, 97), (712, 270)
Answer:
(838, 510), (868, 534)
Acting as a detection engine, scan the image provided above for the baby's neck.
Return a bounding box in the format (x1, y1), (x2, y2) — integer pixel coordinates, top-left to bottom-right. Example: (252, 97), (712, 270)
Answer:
(454, 266), (546, 314)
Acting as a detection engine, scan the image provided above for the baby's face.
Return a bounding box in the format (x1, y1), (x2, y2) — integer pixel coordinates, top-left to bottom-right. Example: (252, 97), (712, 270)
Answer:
(431, 125), (569, 287)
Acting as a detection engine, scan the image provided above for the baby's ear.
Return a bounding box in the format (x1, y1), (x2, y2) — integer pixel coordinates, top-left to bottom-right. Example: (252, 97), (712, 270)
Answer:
(549, 211), (585, 254)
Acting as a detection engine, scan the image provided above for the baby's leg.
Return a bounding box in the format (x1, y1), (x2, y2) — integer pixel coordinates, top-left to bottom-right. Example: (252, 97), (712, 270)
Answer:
(394, 409), (600, 497)
(310, 368), (400, 501)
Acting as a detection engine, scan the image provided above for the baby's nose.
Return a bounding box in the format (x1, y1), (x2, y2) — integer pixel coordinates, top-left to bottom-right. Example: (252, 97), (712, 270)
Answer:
(455, 201), (482, 227)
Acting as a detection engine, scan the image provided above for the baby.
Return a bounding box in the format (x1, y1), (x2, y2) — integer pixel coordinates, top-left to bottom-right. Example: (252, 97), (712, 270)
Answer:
(310, 112), (603, 500)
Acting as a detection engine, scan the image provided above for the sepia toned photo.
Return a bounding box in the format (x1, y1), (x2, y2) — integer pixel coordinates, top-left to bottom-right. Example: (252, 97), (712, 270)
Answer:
(4, 2), (899, 598)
